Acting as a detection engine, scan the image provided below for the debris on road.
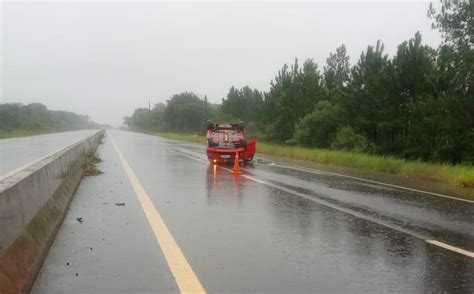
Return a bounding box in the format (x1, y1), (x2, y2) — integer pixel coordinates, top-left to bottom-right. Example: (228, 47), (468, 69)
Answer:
(76, 217), (84, 224)
(83, 153), (103, 176)
(115, 202), (125, 206)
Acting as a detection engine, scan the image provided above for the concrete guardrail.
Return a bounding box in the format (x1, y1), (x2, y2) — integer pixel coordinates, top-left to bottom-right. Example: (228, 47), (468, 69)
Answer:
(0, 130), (105, 293)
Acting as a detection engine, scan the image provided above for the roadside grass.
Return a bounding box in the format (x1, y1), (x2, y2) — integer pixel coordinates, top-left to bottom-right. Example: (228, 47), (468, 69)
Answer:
(152, 132), (206, 144)
(82, 132), (105, 176)
(257, 142), (474, 188)
(152, 131), (474, 189)
(82, 152), (103, 176)
(0, 129), (61, 139)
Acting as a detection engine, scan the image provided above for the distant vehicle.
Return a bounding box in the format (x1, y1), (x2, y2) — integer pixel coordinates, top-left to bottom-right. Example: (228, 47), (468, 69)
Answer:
(206, 121), (256, 163)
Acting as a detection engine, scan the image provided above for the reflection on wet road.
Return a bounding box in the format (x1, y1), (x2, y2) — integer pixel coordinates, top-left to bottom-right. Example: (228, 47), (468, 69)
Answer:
(34, 130), (473, 293)
(0, 129), (97, 177)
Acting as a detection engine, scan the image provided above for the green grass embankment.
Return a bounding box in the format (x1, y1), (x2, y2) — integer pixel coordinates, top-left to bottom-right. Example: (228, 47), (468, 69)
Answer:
(0, 129), (62, 139)
(152, 131), (474, 189)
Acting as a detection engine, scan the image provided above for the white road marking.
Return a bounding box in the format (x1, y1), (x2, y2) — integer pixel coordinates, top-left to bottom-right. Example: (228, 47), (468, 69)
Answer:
(241, 175), (267, 184)
(158, 135), (473, 203)
(266, 161), (474, 203)
(426, 240), (474, 258)
(177, 150), (474, 258)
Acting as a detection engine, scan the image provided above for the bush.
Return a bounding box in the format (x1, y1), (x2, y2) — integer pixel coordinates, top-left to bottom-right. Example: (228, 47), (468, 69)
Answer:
(330, 126), (370, 152)
(293, 101), (344, 148)
(245, 121), (258, 139)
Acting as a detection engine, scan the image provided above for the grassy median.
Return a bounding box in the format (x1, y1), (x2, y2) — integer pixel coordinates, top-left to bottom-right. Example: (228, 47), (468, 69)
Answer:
(152, 131), (474, 189)
(0, 129), (60, 139)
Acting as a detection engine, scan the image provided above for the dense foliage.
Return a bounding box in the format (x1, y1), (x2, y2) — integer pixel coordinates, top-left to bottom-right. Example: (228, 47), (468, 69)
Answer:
(0, 103), (99, 131)
(124, 92), (234, 133)
(125, 1), (473, 164)
(222, 86), (264, 123)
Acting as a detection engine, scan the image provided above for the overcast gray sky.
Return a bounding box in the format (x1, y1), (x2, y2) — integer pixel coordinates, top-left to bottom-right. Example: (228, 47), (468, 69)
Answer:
(1, 1), (441, 126)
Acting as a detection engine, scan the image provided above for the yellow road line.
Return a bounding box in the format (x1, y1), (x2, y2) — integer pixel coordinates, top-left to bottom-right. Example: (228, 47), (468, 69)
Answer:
(111, 137), (206, 294)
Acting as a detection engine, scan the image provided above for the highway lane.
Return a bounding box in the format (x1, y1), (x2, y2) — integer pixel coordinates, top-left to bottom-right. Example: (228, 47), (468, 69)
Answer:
(0, 130), (97, 178)
(33, 130), (473, 293)
(176, 141), (474, 252)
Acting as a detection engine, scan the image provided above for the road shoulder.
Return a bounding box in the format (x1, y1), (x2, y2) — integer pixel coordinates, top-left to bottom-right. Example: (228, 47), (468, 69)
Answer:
(32, 135), (178, 293)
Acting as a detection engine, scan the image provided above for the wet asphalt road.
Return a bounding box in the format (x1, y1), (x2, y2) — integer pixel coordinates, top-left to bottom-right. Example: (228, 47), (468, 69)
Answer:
(33, 130), (473, 293)
(0, 130), (97, 177)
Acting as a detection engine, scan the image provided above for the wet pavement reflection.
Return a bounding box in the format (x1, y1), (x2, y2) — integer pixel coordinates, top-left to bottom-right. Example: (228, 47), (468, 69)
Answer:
(34, 130), (474, 293)
(0, 129), (97, 176)
(204, 160), (473, 292)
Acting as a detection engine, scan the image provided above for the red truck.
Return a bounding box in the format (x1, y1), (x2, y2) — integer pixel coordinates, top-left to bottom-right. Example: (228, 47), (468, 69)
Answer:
(206, 121), (256, 163)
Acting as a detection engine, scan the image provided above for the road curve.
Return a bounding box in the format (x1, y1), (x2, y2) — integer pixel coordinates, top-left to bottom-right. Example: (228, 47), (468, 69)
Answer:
(32, 130), (473, 293)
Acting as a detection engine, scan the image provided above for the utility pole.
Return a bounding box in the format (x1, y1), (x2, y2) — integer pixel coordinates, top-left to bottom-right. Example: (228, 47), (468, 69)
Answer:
(204, 95), (208, 122)
(27, 105), (30, 127)
(148, 100), (152, 128)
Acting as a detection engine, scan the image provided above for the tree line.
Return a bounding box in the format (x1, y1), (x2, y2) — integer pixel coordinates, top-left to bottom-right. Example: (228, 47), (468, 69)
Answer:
(0, 103), (100, 131)
(125, 1), (473, 164)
